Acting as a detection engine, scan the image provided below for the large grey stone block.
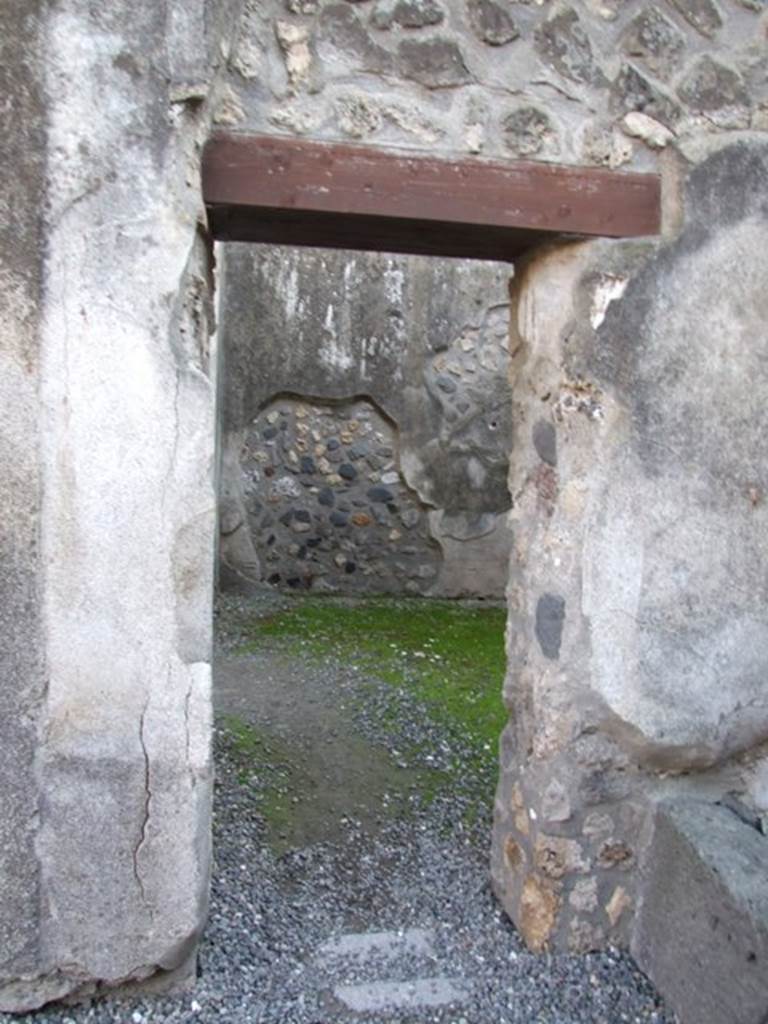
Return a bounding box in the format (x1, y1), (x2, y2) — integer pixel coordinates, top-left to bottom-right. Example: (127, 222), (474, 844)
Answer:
(632, 800), (768, 1024)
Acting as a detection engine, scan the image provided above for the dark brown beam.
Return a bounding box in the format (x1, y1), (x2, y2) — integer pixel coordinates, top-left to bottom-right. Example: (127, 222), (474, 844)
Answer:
(203, 133), (661, 260)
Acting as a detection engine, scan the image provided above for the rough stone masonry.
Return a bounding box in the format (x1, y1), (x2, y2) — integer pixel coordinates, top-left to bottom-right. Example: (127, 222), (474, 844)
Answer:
(218, 246), (513, 598)
(2, 1), (768, 1022)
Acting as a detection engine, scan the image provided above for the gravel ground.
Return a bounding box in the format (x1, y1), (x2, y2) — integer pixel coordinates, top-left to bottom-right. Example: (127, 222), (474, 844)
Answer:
(3, 592), (675, 1024)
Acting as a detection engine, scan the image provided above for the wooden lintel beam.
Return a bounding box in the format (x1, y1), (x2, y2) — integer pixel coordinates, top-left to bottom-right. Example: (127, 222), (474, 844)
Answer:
(203, 133), (661, 261)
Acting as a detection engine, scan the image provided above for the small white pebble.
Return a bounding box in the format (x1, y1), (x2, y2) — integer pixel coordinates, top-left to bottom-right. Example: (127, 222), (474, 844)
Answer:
(190, 999), (202, 1012)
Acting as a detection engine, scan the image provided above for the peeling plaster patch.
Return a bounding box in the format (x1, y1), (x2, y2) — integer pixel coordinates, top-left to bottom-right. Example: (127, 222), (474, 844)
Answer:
(318, 304), (354, 371)
(590, 274), (628, 330)
(383, 264), (405, 307)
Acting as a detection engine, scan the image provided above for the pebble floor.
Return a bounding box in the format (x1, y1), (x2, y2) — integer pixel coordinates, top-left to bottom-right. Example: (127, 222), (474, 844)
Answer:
(1, 595), (675, 1024)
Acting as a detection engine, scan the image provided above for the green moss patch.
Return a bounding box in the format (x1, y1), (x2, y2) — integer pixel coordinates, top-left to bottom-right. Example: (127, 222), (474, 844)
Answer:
(234, 596), (507, 773)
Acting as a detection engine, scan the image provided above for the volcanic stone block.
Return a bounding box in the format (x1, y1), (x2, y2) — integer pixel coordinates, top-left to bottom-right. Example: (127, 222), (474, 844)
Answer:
(387, 0), (444, 28)
(620, 6), (685, 78)
(534, 7), (600, 86)
(632, 800), (768, 1024)
(319, 4), (395, 74)
(667, 0), (722, 38)
(468, 0), (519, 46)
(397, 38), (471, 88)
(611, 63), (681, 127)
(678, 56), (750, 128)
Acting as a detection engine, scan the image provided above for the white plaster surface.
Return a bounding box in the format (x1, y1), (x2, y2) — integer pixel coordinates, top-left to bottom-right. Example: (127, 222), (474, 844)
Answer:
(10, 0), (236, 1003)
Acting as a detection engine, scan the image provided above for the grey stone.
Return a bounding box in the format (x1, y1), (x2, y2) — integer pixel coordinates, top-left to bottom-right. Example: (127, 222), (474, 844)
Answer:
(316, 927), (436, 963)
(339, 462), (357, 480)
(468, 0), (519, 46)
(435, 373), (457, 393)
(330, 511), (349, 526)
(678, 56), (751, 127)
(534, 6), (600, 86)
(319, 3), (396, 75)
(318, 487), (335, 507)
(667, 0), (722, 38)
(532, 420), (557, 467)
(620, 6), (685, 78)
(632, 800), (768, 1024)
(502, 105), (555, 157)
(299, 455), (316, 473)
(388, 0), (445, 28)
(219, 499), (244, 535)
(397, 38), (471, 88)
(535, 593), (566, 660)
(334, 976), (470, 1012)
(368, 485), (395, 503)
(349, 439), (371, 459)
(610, 62), (681, 127)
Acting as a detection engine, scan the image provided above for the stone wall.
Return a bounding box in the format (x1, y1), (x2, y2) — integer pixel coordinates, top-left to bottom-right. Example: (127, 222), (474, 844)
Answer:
(216, 0), (766, 169)
(3, 0), (768, 1015)
(0, 0), (242, 1011)
(219, 245), (513, 597)
(233, 395), (443, 594)
(212, 1), (768, 978)
(491, 138), (768, 958)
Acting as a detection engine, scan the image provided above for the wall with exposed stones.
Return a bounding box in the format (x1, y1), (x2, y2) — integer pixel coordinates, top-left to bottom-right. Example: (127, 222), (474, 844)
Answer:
(211, 1), (768, 978)
(216, 0), (766, 169)
(213, 2), (768, 1005)
(491, 139), (768, 972)
(219, 245), (513, 597)
(4, 0), (768, 1018)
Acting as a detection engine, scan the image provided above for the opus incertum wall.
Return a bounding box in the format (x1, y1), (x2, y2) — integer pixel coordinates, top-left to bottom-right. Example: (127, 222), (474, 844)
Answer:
(2, 1), (768, 1021)
(218, 246), (516, 598)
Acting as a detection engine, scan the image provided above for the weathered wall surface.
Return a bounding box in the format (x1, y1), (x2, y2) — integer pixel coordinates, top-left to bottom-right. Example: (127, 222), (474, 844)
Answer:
(231, 395), (444, 594)
(214, 1), (768, 980)
(491, 138), (768, 961)
(0, 0), (241, 1011)
(0, 0), (48, 999)
(219, 245), (513, 596)
(217, 0), (766, 169)
(3, 0), (768, 1015)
